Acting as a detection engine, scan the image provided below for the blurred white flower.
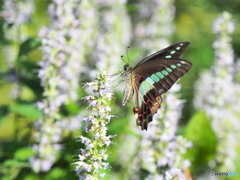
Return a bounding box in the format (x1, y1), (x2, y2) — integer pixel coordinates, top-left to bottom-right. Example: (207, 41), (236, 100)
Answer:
(213, 12), (235, 34)
(194, 12), (240, 172)
(31, 0), (96, 172)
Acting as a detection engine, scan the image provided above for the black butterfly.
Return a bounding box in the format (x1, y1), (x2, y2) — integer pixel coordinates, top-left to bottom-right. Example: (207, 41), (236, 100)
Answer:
(121, 41), (192, 130)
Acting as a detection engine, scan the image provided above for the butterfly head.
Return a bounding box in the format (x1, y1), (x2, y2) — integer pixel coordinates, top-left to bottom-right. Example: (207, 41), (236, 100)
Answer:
(121, 64), (133, 79)
(123, 64), (131, 71)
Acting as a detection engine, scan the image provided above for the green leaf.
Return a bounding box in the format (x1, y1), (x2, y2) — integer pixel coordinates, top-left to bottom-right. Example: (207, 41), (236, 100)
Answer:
(64, 102), (80, 115)
(3, 159), (29, 167)
(24, 174), (41, 180)
(46, 167), (67, 179)
(0, 176), (11, 180)
(18, 37), (41, 57)
(14, 147), (35, 161)
(10, 104), (41, 119)
(184, 111), (218, 173)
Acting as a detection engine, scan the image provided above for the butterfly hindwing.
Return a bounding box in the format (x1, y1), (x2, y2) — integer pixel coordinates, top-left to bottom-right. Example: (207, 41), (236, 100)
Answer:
(134, 89), (162, 130)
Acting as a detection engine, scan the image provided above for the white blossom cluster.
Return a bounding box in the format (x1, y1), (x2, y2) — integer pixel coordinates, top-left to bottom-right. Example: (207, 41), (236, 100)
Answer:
(1, 0), (34, 26)
(31, 0), (91, 172)
(31, 0), (130, 174)
(0, 0), (35, 79)
(194, 12), (240, 172)
(133, 0), (175, 50)
(91, 0), (131, 77)
(74, 72), (116, 179)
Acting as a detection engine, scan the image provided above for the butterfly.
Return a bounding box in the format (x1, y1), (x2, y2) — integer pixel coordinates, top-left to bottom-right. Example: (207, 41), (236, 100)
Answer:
(121, 41), (192, 130)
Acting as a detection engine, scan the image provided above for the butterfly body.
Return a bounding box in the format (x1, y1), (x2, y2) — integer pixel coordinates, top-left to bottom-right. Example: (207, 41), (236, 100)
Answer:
(121, 42), (192, 130)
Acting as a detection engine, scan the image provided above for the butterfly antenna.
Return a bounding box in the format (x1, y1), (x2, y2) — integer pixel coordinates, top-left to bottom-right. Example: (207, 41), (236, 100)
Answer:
(126, 46), (130, 64)
(121, 55), (128, 65)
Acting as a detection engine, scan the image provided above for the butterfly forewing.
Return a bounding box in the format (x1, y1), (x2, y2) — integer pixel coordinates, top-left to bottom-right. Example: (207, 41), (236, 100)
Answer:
(133, 59), (191, 94)
(121, 41), (192, 130)
(134, 41), (190, 68)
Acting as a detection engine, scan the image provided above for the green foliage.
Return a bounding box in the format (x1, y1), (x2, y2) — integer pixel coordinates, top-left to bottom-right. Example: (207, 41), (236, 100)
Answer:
(63, 102), (81, 116)
(10, 104), (41, 120)
(14, 147), (35, 161)
(18, 37), (41, 58)
(0, 159), (29, 180)
(184, 111), (218, 173)
(46, 167), (67, 180)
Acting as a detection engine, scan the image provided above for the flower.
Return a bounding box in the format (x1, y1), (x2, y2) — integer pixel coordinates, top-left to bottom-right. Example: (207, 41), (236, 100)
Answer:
(74, 72), (116, 179)
(30, 0), (87, 172)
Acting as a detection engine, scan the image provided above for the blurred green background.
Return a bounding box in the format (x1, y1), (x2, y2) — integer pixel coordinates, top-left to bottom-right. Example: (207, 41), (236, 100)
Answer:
(0, 0), (240, 179)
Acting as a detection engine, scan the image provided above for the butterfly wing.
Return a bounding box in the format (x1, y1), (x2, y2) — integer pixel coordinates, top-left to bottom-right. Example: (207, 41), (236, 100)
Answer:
(131, 41), (192, 130)
(132, 59), (192, 130)
(122, 41), (192, 130)
(134, 41), (190, 68)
